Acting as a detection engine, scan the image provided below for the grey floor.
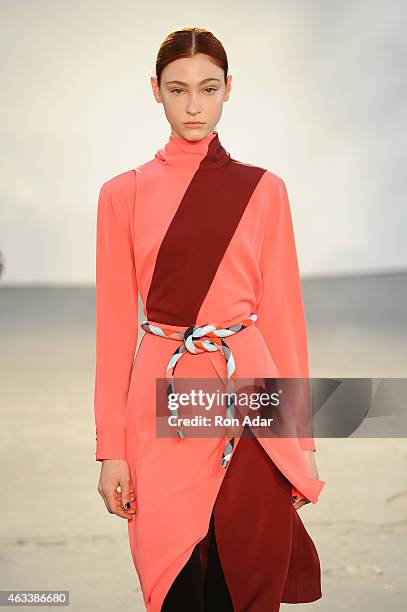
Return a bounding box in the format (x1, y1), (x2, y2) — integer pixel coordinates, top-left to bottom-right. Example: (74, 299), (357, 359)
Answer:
(1, 271), (406, 611)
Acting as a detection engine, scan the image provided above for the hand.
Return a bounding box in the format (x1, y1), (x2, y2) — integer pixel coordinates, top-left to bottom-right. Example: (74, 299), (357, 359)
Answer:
(97, 459), (137, 520)
(292, 496), (310, 510)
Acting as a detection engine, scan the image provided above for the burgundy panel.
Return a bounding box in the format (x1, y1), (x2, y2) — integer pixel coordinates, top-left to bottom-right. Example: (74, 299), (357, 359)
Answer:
(212, 432), (322, 610)
(146, 135), (267, 325)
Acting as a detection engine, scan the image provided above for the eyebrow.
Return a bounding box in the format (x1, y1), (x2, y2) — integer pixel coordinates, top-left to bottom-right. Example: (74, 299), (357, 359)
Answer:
(164, 78), (221, 86)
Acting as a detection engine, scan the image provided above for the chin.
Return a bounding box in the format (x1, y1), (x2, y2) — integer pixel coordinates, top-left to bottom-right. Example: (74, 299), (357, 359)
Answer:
(181, 126), (212, 138)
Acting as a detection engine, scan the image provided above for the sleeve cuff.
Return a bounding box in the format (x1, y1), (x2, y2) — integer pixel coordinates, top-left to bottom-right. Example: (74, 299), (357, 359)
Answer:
(95, 427), (126, 461)
(292, 485), (309, 502)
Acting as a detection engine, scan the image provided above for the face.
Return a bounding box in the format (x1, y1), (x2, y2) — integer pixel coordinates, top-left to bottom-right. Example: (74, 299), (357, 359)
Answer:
(151, 53), (232, 141)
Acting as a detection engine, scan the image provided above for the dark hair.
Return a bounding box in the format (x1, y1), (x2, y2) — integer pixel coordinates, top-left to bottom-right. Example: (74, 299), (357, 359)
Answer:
(155, 27), (228, 88)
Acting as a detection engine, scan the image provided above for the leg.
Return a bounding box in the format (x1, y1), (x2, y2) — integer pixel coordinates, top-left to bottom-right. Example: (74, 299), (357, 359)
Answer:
(161, 543), (205, 612)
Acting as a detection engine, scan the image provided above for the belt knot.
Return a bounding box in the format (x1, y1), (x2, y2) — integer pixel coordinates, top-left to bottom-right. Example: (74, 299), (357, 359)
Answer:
(141, 313), (257, 468)
(183, 324), (225, 355)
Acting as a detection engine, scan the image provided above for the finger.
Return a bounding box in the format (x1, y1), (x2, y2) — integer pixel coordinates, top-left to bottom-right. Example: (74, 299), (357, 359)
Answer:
(99, 483), (136, 519)
(115, 495), (136, 513)
(114, 487), (134, 497)
(114, 506), (136, 518)
(293, 498), (310, 511)
(114, 490), (135, 500)
(106, 493), (136, 519)
(120, 479), (133, 511)
(113, 487), (136, 499)
(115, 495), (136, 503)
(99, 479), (136, 517)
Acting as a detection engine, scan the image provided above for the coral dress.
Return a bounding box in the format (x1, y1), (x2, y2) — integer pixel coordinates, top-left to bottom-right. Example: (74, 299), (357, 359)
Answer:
(93, 130), (326, 611)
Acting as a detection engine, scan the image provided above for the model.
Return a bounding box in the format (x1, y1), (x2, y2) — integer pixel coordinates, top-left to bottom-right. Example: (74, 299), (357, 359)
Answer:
(94, 27), (326, 612)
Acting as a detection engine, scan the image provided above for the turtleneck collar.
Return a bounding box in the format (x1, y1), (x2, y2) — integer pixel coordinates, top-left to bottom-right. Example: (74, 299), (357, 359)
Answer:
(155, 130), (231, 171)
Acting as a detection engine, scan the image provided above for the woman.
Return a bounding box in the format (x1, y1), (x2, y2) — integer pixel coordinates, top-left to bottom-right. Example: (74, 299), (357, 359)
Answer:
(94, 27), (326, 612)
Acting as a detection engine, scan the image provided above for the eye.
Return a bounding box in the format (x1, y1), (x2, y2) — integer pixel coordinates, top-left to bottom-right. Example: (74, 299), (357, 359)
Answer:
(171, 88), (184, 94)
(205, 87), (217, 93)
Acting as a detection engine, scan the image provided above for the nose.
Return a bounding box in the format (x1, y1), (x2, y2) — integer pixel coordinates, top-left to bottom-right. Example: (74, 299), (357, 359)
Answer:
(185, 92), (202, 114)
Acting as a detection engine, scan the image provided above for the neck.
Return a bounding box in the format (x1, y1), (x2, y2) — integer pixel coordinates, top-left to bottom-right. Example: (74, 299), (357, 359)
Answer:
(155, 130), (231, 171)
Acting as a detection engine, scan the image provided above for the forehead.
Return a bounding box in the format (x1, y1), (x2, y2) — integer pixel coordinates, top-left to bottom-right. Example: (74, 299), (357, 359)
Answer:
(162, 54), (223, 84)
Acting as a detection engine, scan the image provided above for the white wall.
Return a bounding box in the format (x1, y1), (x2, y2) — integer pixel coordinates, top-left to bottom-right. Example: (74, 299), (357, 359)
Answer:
(0, 0), (405, 283)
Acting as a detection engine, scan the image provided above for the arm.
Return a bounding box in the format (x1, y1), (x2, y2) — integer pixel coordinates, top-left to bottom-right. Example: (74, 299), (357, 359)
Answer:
(256, 174), (316, 452)
(94, 176), (138, 461)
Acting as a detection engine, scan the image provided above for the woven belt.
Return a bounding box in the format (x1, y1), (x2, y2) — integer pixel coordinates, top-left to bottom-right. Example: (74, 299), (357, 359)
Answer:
(140, 313), (258, 468)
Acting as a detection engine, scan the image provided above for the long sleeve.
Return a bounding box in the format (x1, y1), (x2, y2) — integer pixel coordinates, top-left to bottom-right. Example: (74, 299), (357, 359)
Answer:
(93, 177), (138, 461)
(256, 174), (316, 452)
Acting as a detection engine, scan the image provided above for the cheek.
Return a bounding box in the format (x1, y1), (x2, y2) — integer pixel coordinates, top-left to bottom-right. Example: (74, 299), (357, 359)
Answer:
(204, 94), (223, 113)
(161, 98), (182, 119)
(210, 93), (225, 110)
(207, 91), (222, 101)
(207, 97), (224, 119)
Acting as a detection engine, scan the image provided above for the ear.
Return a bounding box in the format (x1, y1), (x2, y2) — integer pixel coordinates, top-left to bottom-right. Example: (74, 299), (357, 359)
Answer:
(151, 76), (162, 103)
(224, 74), (232, 101)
